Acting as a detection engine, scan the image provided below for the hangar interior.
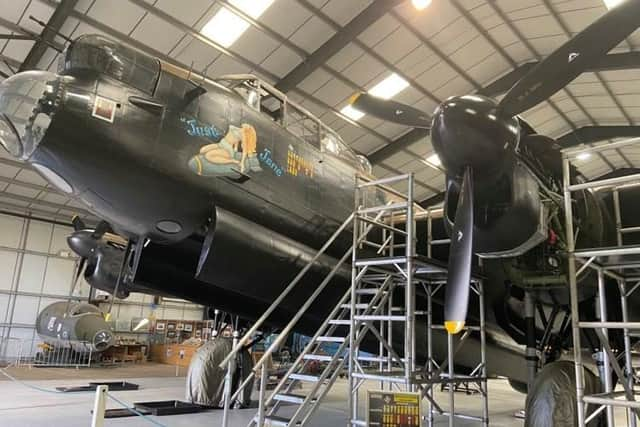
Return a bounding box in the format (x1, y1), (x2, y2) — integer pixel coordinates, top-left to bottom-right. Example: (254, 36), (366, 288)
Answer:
(1, 0), (640, 426)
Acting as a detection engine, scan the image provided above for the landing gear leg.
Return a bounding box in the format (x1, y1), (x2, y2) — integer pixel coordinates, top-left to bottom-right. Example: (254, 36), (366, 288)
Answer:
(524, 291), (538, 389)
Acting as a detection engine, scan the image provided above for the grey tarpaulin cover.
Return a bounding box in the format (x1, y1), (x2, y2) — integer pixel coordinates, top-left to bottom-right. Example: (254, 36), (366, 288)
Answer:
(525, 361), (601, 427)
(185, 338), (254, 407)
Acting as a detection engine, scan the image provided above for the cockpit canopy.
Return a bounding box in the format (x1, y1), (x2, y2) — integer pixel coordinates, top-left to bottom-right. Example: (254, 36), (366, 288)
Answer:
(214, 74), (372, 174)
(59, 34), (160, 95)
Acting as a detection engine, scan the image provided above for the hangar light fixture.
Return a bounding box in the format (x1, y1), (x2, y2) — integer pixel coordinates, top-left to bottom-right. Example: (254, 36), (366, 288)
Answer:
(412, 0), (432, 10)
(340, 104), (365, 121)
(603, 0), (625, 9)
(201, 0), (275, 48)
(133, 318), (150, 331)
(576, 152), (592, 161)
(368, 73), (410, 100)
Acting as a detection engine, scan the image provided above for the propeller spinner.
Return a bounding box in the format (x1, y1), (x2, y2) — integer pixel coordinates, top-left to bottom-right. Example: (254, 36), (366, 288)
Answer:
(350, 0), (640, 333)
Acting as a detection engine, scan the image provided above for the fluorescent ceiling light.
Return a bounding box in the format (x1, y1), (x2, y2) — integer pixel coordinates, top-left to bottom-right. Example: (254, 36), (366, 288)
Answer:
(603, 0), (625, 9)
(368, 73), (410, 100)
(201, 0), (275, 48)
(426, 153), (441, 166)
(412, 0), (432, 10)
(341, 105), (365, 121)
(576, 152), (591, 161)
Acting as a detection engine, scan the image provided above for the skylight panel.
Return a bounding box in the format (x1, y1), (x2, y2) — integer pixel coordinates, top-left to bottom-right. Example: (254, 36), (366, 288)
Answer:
(426, 153), (441, 166)
(201, 0), (275, 48)
(368, 73), (410, 100)
(603, 0), (625, 9)
(340, 105), (365, 121)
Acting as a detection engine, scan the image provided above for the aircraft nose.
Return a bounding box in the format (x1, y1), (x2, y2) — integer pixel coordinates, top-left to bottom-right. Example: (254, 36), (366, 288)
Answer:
(0, 70), (59, 160)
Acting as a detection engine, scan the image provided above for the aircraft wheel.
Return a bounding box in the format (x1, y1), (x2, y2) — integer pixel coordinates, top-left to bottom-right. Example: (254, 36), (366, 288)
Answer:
(524, 360), (601, 427)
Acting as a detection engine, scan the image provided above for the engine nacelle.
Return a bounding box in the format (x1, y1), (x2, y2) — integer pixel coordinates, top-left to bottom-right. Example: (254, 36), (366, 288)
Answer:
(444, 161), (546, 257)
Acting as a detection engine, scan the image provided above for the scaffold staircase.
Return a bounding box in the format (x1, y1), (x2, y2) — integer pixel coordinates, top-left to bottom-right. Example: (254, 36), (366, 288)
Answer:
(220, 172), (488, 427)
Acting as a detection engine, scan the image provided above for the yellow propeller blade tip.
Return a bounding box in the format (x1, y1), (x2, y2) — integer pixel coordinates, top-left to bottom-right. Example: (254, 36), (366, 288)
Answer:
(348, 92), (362, 105)
(104, 313), (112, 321)
(444, 320), (465, 335)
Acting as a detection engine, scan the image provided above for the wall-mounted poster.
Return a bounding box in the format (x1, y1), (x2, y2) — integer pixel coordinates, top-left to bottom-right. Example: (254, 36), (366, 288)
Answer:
(195, 330), (202, 338)
(184, 323), (193, 332)
(155, 322), (165, 331)
(177, 323), (184, 331)
(167, 322), (176, 330)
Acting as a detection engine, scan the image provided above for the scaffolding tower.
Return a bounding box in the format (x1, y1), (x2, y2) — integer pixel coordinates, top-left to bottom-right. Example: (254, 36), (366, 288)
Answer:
(349, 174), (488, 427)
(563, 137), (640, 427)
(220, 173), (488, 426)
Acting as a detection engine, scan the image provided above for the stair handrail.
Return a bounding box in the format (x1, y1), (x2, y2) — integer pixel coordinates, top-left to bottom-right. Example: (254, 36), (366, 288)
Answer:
(224, 200), (398, 406)
(219, 212), (355, 370)
(261, 287), (351, 404)
(221, 193), (397, 371)
(228, 244), (354, 404)
(231, 200), (397, 378)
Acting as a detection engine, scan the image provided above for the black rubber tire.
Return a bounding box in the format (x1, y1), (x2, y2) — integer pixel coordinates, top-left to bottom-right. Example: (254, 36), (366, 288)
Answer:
(524, 361), (601, 427)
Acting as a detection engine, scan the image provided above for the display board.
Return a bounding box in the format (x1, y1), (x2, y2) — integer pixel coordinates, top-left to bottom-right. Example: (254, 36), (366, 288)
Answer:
(367, 390), (421, 427)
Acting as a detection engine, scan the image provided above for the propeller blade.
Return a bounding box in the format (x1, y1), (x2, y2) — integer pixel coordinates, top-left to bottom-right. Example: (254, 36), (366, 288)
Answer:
(348, 93), (431, 128)
(71, 215), (86, 232)
(73, 257), (86, 288)
(498, 0), (640, 116)
(444, 167), (474, 335)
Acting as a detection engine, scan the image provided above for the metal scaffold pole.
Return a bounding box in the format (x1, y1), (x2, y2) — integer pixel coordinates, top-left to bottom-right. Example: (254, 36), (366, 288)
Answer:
(597, 269), (615, 427)
(479, 279), (489, 427)
(405, 173), (416, 391)
(563, 140), (640, 427)
(562, 153), (586, 426)
(426, 282), (434, 427)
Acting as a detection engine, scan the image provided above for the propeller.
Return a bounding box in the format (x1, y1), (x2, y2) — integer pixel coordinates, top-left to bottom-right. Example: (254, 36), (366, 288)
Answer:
(443, 167), (473, 334)
(67, 216), (115, 288)
(348, 93), (431, 128)
(346, 2), (640, 333)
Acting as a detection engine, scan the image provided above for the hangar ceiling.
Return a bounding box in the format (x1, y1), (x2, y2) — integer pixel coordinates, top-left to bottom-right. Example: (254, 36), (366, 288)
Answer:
(0, 0), (640, 221)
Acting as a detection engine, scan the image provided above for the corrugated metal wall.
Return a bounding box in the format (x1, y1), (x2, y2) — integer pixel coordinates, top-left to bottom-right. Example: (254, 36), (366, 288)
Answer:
(0, 212), (204, 353)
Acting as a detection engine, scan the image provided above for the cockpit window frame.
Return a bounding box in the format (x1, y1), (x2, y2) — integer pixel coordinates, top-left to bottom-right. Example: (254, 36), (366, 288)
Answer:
(214, 74), (371, 172)
(61, 35), (161, 96)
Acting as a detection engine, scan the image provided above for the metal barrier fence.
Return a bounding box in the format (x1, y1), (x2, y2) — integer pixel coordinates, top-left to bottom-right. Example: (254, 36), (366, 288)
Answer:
(0, 337), (93, 368)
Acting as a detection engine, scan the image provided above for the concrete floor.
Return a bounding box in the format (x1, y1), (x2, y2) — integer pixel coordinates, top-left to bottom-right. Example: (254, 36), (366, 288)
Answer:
(0, 363), (632, 426)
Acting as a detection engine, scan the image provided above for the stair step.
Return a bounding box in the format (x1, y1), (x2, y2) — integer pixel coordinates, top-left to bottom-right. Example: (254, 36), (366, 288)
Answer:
(274, 392), (308, 404)
(357, 201), (408, 214)
(354, 315), (406, 321)
(355, 256), (407, 267)
(341, 303), (370, 309)
(316, 336), (345, 343)
(357, 355), (388, 362)
(357, 355), (406, 362)
(289, 373), (320, 382)
(263, 415), (292, 426)
(355, 289), (382, 295)
(303, 354), (334, 362)
(328, 319), (350, 325)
